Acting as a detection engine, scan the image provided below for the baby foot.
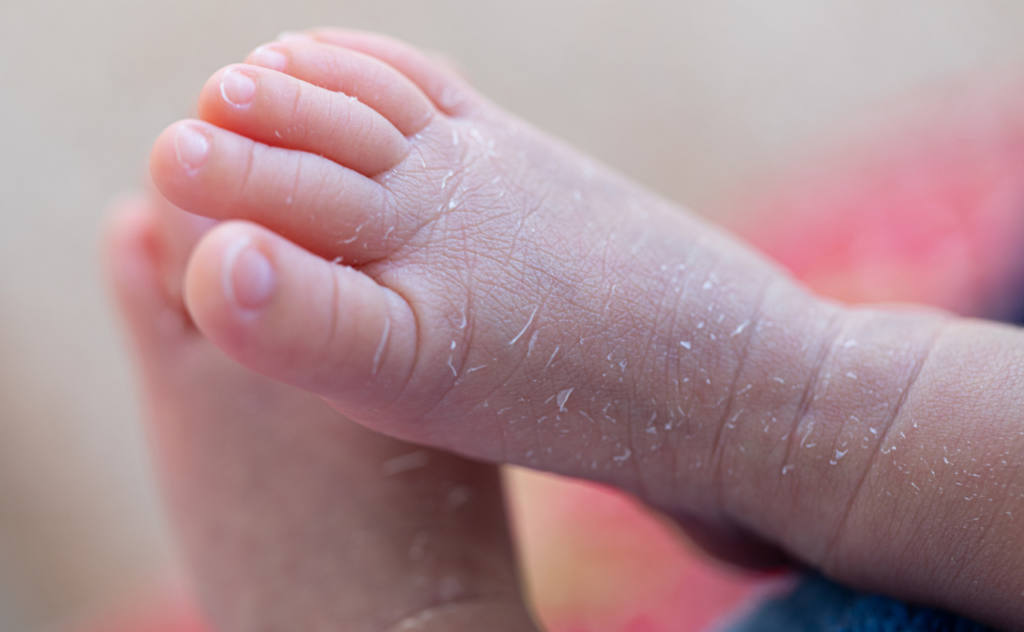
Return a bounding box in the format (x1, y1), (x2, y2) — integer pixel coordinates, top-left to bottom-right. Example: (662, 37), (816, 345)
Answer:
(150, 30), (1024, 627)
(152, 28), (853, 508)
(105, 192), (536, 632)
(146, 25), (942, 557)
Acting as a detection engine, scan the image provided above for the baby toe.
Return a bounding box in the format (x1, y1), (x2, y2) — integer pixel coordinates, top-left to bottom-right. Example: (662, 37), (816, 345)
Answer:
(184, 221), (420, 415)
(304, 29), (480, 115)
(197, 63), (408, 176)
(150, 119), (398, 263)
(245, 40), (436, 136)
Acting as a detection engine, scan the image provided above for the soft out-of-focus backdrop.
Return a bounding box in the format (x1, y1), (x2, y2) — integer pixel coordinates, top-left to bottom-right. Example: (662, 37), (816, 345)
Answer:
(3, 0), (1024, 629)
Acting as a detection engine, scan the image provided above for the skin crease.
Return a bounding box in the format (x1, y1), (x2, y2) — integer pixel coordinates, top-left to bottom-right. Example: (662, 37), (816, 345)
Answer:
(140, 28), (1024, 630)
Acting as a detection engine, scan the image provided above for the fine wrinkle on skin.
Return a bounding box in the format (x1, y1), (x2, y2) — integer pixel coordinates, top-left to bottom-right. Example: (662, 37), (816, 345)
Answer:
(316, 263), (343, 379)
(617, 267), (694, 500)
(942, 502), (1006, 602)
(818, 320), (949, 574)
(385, 170), (496, 255)
(364, 287), (422, 412)
(235, 138), (260, 210)
(942, 528), (999, 606)
(775, 310), (849, 495)
(288, 78), (306, 133)
(709, 274), (772, 517)
(372, 315), (391, 376)
(287, 150), (305, 208)
(619, 397), (648, 501)
(428, 287), (558, 456)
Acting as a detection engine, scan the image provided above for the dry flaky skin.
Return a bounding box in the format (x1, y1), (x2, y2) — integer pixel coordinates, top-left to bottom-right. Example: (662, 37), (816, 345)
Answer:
(143, 28), (1024, 630)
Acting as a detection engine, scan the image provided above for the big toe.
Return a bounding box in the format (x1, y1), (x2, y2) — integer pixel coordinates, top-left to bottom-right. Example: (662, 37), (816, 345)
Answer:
(183, 221), (425, 421)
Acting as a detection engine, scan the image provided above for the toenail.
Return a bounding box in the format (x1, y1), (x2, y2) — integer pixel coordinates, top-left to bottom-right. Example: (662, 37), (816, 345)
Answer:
(250, 45), (287, 72)
(220, 68), (257, 107)
(174, 123), (210, 173)
(224, 236), (276, 312)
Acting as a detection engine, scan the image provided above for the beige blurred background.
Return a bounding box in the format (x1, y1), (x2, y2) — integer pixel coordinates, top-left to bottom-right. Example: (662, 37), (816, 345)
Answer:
(3, 0), (1024, 629)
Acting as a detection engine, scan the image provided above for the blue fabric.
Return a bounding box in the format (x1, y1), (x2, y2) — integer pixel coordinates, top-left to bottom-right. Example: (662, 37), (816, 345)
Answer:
(724, 574), (995, 632)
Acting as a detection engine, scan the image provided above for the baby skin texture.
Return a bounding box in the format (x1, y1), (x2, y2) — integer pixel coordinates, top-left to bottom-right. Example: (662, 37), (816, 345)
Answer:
(107, 193), (538, 632)
(150, 30), (1024, 629)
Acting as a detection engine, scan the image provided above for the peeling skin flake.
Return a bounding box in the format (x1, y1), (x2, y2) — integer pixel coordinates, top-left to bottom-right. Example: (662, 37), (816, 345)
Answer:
(546, 345), (560, 369)
(509, 306), (539, 346)
(556, 388), (574, 412)
(527, 330), (539, 356)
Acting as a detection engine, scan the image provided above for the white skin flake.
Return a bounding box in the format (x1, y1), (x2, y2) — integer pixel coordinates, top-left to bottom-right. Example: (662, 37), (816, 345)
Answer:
(509, 306), (540, 345)
(557, 388), (574, 412)
(546, 346), (560, 370)
(801, 422), (816, 448)
(527, 330), (539, 357)
(446, 340), (459, 376)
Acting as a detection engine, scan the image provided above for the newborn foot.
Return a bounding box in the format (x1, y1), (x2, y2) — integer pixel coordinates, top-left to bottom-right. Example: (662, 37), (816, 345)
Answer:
(151, 30), (1024, 628)
(105, 192), (536, 632)
(151, 28), (860, 516)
